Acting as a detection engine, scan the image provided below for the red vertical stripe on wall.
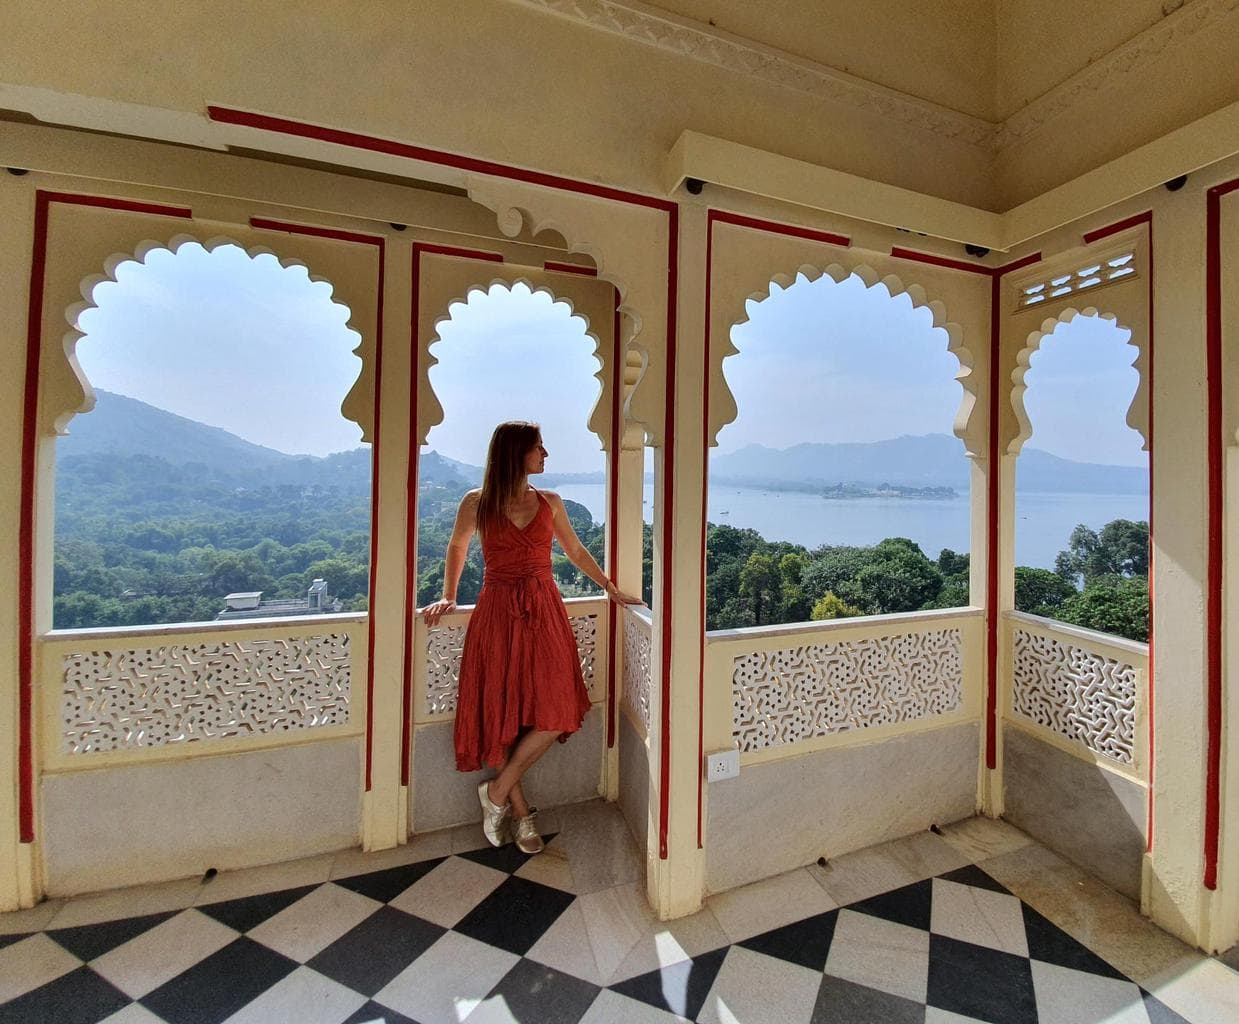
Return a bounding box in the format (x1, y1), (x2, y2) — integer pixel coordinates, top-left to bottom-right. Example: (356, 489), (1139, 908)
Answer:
(607, 295), (622, 751)
(657, 206), (679, 861)
(19, 192), (193, 845)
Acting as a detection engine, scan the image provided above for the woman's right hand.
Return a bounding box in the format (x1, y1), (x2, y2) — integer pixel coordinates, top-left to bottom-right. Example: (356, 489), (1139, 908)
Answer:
(421, 598), (457, 627)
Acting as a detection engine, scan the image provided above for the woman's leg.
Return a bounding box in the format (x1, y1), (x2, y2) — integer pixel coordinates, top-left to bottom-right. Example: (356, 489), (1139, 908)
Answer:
(488, 758), (530, 819)
(487, 729), (561, 816)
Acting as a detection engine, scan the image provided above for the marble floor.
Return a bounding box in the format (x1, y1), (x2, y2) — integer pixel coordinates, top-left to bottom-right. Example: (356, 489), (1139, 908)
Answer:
(1, 801), (1237, 1023)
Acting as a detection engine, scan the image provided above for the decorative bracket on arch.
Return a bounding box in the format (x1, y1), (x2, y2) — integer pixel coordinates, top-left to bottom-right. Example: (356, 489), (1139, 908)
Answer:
(707, 261), (983, 458)
(43, 232), (376, 443)
(1007, 306), (1148, 457)
(464, 176), (669, 448)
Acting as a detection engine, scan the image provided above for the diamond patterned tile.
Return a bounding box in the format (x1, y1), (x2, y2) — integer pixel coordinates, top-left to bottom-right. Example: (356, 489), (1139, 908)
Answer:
(737, 909), (839, 972)
(0, 931), (83, 1004)
(246, 882), (382, 963)
(1021, 902), (1125, 980)
(388, 855), (509, 928)
(89, 909), (239, 1000)
(2, 805), (1231, 1024)
(930, 877), (1028, 957)
(609, 945), (728, 1021)
(0, 966), (129, 1024)
(454, 875), (577, 956)
(196, 884), (318, 934)
(1030, 959), (1151, 1024)
(824, 908), (930, 1004)
(306, 906), (445, 996)
(466, 957), (601, 1024)
(373, 929), (519, 1023)
(696, 946), (823, 1024)
(340, 1001), (422, 1024)
(138, 937), (298, 1024)
(811, 973), (926, 1024)
(47, 911), (178, 962)
(846, 878), (933, 932)
(220, 965), (368, 1024)
(332, 859), (446, 904)
(926, 933), (1038, 1024)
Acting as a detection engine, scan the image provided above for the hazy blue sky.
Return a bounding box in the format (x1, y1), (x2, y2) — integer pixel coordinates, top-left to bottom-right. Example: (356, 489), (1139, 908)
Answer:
(74, 242), (1145, 471)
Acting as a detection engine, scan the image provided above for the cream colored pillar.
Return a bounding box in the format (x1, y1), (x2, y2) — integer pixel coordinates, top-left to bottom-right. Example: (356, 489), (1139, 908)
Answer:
(1146, 185), (1210, 947)
(364, 237), (414, 851)
(645, 203), (707, 919)
(606, 440), (645, 802)
(0, 175), (36, 911)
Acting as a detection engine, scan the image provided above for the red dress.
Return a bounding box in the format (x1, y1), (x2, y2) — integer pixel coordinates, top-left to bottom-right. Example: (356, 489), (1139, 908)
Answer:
(453, 489), (592, 771)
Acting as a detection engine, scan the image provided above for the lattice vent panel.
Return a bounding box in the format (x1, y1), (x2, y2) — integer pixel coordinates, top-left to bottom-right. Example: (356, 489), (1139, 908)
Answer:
(425, 613), (599, 716)
(1011, 629), (1137, 764)
(732, 628), (962, 753)
(1017, 252), (1135, 309)
(62, 635), (350, 753)
(622, 618), (652, 735)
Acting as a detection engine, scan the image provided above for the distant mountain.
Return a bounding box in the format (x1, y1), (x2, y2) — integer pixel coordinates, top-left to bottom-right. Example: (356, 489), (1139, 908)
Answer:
(710, 434), (1147, 495)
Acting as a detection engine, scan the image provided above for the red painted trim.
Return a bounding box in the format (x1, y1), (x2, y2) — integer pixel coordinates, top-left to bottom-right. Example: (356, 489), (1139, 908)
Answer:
(17, 190), (194, 845)
(17, 194), (50, 845)
(251, 214), (387, 791)
(416, 243), (504, 264)
(207, 107), (676, 213)
(709, 209), (850, 248)
(400, 241), (508, 787)
(994, 253), (1043, 278)
(657, 206), (679, 861)
(1082, 211), (1153, 245)
(986, 270), (1001, 771)
(250, 217), (385, 248)
(697, 212), (719, 851)
(35, 191), (192, 220)
(545, 261), (598, 277)
(1145, 217), (1156, 852)
(607, 295), (622, 751)
(891, 246), (993, 277)
(1203, 182), (1232, 890)
(984, 252), (1043, 772)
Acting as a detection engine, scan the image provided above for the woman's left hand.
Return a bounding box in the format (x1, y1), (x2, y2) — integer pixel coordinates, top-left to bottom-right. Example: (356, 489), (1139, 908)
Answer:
(604, 580), (644, 605)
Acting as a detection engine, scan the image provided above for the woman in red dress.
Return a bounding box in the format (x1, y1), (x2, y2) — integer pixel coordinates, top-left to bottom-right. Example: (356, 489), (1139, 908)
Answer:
(421, 422), (640, 854)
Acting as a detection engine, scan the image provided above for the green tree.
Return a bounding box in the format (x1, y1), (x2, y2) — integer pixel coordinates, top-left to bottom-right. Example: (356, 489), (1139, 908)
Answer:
(1055, 520), (1148, 586)
(1014, 566), (1077, 614)
(811, 591), (864, 620)
(846, 538), (942, 614)
(739, 552), (781, 625)
(1056, 575), (1149, 642)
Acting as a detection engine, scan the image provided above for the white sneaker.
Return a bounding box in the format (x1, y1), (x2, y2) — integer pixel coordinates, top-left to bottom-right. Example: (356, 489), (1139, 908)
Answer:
(477, 780), (510, 848)
(513, 808), (544, 855)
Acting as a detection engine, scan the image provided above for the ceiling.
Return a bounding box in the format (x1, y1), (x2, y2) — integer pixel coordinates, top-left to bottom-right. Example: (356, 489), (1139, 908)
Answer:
(642, 0), (1176, 123)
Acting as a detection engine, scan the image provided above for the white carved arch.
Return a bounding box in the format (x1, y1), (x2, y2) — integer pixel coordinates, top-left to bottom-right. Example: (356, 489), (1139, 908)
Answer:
(1007, 306), (1147, 456)
(709, 262), (981, 456)
(465, 177), (668, 448)
(420, 276), (610, 449)
(48, 234), (371, 440)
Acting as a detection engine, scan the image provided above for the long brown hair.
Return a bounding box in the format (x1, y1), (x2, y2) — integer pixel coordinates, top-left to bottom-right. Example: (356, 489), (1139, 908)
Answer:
(477, 421), (541, 537)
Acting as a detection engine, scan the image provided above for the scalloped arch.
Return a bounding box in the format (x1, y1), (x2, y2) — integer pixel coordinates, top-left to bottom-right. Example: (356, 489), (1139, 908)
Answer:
(466, 177), (663, 448)
(1008, 306), (1146, 457)
(709, 262), (981, 456)
(420, 277), (609, 448)
(49, 234), (370, 439)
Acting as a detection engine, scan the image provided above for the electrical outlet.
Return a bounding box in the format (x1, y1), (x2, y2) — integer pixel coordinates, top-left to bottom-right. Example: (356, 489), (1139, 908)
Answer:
(705, 747), (740, 782)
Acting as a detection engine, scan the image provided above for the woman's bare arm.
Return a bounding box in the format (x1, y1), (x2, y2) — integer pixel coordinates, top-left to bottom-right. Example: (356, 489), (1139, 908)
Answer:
(546, 493), (643, 604)
(422, 490), (480, 626)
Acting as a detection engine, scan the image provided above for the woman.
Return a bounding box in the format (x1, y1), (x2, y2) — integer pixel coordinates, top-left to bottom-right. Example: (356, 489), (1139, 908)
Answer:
(421, 421), (641, 854)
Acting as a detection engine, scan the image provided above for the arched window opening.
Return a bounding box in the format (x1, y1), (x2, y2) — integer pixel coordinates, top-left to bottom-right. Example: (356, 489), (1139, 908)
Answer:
(1014, 314), (1149, 642)
(54, 242), (369, 630)
(417, 282), (606, 604)
(709, 271), (970, 631)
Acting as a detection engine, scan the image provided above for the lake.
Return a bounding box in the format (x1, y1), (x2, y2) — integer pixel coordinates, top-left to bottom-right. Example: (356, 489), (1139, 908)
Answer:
(554, 482), (1150, 571)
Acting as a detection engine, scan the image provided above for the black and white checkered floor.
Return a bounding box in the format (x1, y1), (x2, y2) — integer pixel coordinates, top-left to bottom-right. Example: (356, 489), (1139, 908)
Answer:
(1, 805), (1234, 1023)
